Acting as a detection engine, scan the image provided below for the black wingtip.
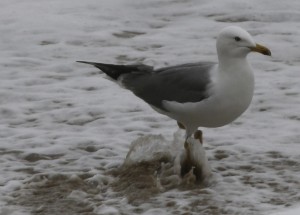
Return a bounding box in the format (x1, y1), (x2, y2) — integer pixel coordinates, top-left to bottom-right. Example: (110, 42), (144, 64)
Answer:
(76, 61), (149, 81)
(76, 61), (123, 80)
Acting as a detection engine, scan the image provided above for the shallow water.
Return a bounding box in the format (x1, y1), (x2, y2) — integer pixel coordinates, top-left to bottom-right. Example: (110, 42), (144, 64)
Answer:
(0, 0), (300, 214)
(7, 131), (300, 214)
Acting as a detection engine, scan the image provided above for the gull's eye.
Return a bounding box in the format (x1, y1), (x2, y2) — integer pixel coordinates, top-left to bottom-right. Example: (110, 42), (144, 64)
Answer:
(234, 36), (241, 42)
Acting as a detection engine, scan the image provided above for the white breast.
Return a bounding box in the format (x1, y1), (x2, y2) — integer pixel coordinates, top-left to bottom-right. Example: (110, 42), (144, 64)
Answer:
(203, 62), (255, 126)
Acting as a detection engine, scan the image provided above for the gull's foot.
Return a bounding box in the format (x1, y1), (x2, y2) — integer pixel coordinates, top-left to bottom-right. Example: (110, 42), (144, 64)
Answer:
(193, 130), (203, 144)
(180, 136), (211, 184)
(181, 139), (194, 178)
(180, 157), (193, 178)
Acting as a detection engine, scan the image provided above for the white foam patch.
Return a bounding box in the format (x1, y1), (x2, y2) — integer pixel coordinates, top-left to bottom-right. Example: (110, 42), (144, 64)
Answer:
(124, 134), (172, 166)
(271, 205), (300, 215)
(0, 0), (299, 214)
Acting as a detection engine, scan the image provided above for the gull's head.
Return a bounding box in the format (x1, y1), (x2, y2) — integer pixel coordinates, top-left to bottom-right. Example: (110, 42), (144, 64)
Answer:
(216, 26), (271, 58)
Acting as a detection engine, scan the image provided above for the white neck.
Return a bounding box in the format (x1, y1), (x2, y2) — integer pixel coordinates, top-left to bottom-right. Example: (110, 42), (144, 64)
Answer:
(218, 54), (251, 74)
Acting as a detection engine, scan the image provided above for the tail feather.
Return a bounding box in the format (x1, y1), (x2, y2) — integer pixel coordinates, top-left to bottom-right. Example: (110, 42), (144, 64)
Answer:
(77, 61), (136, 80)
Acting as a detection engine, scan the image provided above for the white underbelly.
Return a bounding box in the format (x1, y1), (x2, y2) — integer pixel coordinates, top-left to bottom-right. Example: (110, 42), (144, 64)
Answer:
(192, 93), (253, 127)
(162, 95), (252, 129)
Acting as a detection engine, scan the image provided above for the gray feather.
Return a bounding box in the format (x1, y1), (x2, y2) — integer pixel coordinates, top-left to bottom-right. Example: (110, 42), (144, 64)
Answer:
(121, 62), (214, 111)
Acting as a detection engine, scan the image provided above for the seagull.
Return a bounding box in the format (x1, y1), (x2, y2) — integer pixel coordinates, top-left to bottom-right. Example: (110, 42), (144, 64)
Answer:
(77, 26), (271, 139)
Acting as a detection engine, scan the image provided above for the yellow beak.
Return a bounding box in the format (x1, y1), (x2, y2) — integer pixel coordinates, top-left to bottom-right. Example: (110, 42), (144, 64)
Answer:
(250, 43), (271, 56)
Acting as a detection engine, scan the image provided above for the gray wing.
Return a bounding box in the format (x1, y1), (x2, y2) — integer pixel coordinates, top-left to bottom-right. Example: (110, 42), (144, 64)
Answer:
(121, 62), (215, 111)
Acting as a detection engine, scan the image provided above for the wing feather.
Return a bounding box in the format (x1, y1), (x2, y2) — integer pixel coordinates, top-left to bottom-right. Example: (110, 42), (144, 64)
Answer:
(121, 62), (215, 111)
